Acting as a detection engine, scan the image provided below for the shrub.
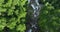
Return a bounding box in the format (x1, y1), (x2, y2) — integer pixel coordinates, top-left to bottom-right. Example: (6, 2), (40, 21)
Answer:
(0, 0), (27, 32)
(38, 0), (60, 32)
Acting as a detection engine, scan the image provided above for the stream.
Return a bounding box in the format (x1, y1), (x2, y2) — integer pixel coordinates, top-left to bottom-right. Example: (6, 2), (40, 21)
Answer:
(26, 0), (42, 32)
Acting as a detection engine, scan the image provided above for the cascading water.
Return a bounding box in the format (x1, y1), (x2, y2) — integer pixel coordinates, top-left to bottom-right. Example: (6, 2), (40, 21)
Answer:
(26, 0), (42, 32)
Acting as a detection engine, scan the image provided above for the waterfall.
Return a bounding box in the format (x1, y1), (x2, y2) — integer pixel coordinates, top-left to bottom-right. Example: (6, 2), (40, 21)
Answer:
(26, 0), (42, 32)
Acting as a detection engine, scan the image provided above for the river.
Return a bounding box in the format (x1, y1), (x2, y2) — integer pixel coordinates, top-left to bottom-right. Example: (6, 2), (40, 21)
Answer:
(26, 0), (42, 32)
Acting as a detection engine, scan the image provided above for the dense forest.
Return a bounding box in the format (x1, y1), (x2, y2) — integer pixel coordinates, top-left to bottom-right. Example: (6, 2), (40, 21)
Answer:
(0, 0), (60, 32)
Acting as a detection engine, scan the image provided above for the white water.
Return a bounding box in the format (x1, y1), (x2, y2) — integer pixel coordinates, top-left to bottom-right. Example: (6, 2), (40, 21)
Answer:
(27, 29), (32, 32)
(27, 0), (42, 32)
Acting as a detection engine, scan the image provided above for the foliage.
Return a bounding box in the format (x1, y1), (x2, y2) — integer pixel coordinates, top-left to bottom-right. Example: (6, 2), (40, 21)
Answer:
(0, 0), (27, 32)
(38, 0), (60, 32)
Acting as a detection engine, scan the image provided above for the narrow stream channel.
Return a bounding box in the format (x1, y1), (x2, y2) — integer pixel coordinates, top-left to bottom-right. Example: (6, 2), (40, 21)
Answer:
(26, 0), (42, 32)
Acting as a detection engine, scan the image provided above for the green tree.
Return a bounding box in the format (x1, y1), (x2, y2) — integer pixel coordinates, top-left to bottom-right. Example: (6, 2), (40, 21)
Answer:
(0, 0), (27, 32)
(38, 0), (60, 32)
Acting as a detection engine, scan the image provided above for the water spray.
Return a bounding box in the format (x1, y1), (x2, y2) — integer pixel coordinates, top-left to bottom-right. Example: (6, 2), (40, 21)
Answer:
(26, 0), (42, 32)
